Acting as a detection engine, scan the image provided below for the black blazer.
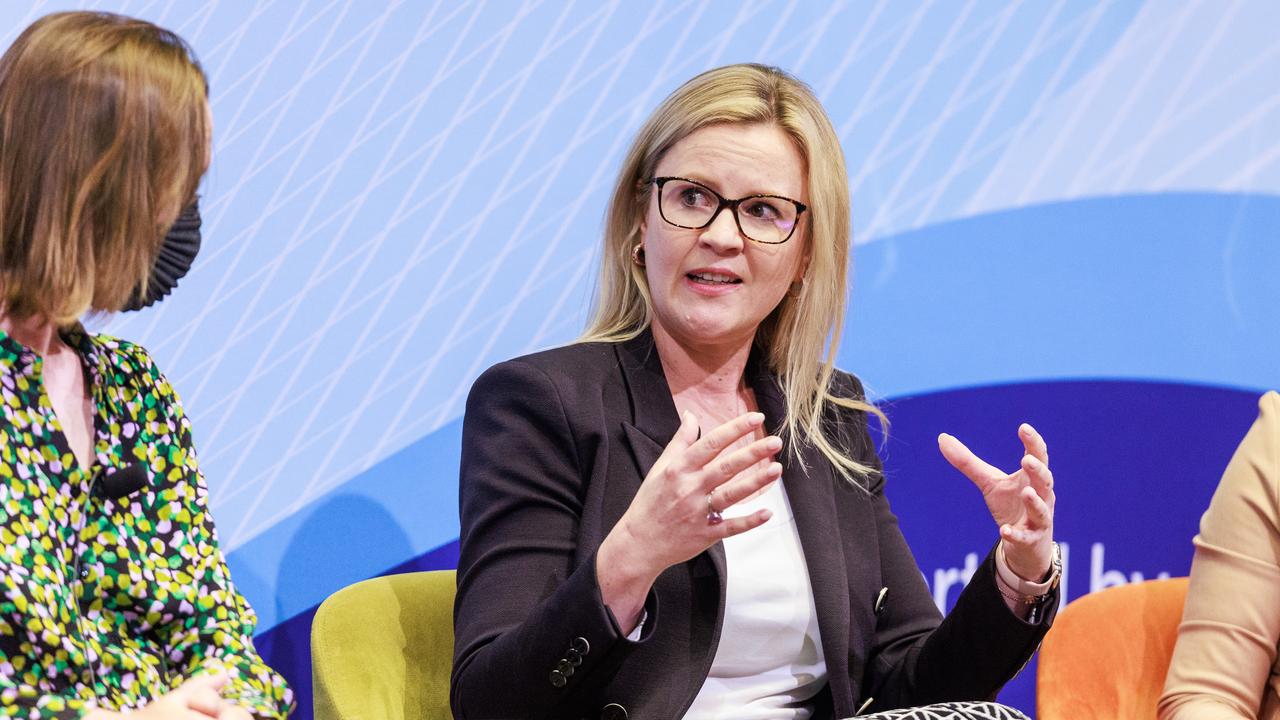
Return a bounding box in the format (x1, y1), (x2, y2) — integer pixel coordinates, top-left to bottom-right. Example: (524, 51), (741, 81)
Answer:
(451, 332), (1055, 720)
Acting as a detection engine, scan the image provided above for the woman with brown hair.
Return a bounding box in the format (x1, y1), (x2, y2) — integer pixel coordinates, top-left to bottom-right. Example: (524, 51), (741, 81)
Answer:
(452, 64), (1061, 720)
(0, 12), (290, 719)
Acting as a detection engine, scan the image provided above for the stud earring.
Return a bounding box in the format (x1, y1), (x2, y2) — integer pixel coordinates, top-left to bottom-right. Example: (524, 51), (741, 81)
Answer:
(631, 243), (646, 267)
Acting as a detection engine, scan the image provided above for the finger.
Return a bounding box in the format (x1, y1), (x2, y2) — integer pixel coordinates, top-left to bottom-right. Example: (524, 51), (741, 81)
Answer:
(1000, 522), (1045, 546)
(700, 435), (782, 488)
(682, 412), (765, 469)
(1019, 423), (1049, 466)
(1019, 485), (1053, 532)
(937, 433), (1003, 487)
(178, 673), (229, 694)
(711, 462), (782, 508)
(1021, 454), (1055, 501)
(716, 508), (773, 539)
(656, 411), (701, 470)
(185, 687), (226, 716)
(219, 707), (255, 720)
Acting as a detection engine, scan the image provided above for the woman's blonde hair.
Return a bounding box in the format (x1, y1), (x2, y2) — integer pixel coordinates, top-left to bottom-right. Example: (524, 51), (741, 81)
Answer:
(0, 11), (210, 326)
(582, 63), (884, 484)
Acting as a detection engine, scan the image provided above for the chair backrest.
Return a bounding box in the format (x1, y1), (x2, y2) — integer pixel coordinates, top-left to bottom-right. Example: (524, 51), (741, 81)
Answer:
(312, 569), (457, 720)
(1037, 576), (1189, 720)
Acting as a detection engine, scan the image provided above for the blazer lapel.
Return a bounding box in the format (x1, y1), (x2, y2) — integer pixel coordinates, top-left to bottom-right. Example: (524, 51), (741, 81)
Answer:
(749, 359), (853, 707)
(613, 330), (727, 583)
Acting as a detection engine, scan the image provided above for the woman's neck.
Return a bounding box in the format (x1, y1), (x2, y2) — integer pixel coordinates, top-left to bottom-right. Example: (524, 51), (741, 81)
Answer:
(0, 312), (64, 356)
(652, 323), (755, 421)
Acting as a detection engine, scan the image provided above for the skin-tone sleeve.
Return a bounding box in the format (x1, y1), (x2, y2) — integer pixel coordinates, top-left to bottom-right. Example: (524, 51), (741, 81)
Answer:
(1160, 391), (1280, 720)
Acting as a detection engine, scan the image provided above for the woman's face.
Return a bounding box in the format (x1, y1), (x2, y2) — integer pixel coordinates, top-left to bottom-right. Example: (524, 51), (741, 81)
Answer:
(641, 122), (809, 354)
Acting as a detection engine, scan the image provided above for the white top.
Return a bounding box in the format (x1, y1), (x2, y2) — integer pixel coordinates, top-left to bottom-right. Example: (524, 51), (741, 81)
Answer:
(683, 478), (827, 719)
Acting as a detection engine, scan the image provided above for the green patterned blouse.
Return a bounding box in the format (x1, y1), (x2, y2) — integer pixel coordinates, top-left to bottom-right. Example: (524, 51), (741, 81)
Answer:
(0, 327), (291, 718)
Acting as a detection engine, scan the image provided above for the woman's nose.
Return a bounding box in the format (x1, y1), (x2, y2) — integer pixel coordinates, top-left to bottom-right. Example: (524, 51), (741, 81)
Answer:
(698, 208), (745, 253)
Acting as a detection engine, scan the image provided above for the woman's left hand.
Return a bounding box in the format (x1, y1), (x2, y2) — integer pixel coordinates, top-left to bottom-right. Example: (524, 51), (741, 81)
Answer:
(937, 423), (1055, 581)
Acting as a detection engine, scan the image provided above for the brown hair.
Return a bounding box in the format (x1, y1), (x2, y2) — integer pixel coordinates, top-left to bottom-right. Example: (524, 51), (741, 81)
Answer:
(581, 63), (885, 485)
(0, 11), (210, 325)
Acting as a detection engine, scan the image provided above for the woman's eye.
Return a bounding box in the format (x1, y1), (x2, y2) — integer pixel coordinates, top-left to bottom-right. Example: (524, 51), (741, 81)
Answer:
(744, 199), (782, 220)
(679, 188), (710, 207)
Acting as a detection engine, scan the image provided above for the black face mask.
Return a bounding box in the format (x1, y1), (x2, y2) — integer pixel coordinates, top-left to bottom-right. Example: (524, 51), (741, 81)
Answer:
(123, 197), (202, 312)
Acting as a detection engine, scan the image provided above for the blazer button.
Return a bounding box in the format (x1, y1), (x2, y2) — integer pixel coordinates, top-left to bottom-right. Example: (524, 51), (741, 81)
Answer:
(566, 648), (583, 666)
(549, 670), (567, 688)
(572, 636), (591, 654)
(556, 659), (575, 676)
(600, 703), (627, 720)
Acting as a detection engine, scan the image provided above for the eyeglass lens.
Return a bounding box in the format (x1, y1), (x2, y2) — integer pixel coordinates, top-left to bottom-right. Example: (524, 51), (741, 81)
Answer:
(657, 179), (798, 244)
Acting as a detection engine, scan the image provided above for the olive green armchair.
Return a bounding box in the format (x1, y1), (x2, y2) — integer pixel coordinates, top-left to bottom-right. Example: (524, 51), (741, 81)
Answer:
(312, 570), (456, 720)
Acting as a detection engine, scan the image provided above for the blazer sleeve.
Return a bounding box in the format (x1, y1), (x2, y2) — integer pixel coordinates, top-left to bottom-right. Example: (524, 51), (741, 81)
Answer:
(1159, 391), (1280, 720)
(451, 360), (656, 720)
(834, 374), (1056, 710)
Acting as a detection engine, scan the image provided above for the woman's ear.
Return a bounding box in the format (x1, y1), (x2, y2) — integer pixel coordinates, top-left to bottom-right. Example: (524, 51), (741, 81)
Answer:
(794, 248), (811, 284)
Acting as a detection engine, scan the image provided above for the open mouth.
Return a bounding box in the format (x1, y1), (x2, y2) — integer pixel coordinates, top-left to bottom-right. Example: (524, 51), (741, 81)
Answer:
(686, 270), (742, 285)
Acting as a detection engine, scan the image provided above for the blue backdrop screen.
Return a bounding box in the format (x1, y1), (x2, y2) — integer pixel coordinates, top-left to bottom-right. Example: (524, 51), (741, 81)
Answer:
(3, 1), (1278, 716)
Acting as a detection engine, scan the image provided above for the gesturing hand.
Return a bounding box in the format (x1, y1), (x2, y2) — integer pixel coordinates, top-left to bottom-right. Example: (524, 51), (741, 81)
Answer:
(597, 410), (783, 632)
(937, 423), (1055, 581)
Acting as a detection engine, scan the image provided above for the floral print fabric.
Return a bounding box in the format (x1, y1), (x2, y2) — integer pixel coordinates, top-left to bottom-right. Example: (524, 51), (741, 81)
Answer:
(0, 327), (291, 718)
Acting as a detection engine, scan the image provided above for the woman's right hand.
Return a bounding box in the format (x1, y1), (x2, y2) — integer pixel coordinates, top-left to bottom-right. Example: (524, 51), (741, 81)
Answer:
(596, 410), (783, 633)
(84, 674), (236, 719)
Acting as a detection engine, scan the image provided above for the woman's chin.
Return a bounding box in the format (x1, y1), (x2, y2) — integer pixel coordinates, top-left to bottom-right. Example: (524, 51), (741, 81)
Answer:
(659, 314), (756, 352)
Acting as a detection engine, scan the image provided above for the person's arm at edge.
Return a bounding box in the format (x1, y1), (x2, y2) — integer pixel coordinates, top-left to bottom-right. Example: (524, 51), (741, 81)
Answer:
(1159, 391), (1280, 719)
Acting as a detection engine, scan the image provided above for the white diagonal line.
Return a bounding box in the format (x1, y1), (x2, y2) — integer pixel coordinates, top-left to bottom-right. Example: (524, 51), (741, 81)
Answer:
(141, 2), (703, 365)
(859, 0), (1003, 239)
(227, 0), (555, 538)
(296, 0), (594, 497)
(200, 1), (444, 464)
(208, 0), (354, 106)
(1113, 1), (1240, 189)
(833, 2), (931, 147)
(202, 0), (280, 92)
(963, 1), (1113, 214)
(200, 209), (583, 500)
(815, 0), (888, 102)
(405, 0), (661, 454)
(1013, 2), (1192, 206)
(912, 0), (1078, 226)
(846, 0), (958, 206)
(790, 0), (847, 75)
(198, 0), (285, 64)
(1152, 83), (1280, 189)
(185, 2), (581, 273)
(221, 2), (737, 530)
(211, 0), (464, 149)
(1081, 12), (1280, 190)
(230, 253), (605, 525)
(1224, 123), (1280, 188)
(1064, 1), (1199, 196)
(168, 0), (366, 381)
(755, 0), (800, 60)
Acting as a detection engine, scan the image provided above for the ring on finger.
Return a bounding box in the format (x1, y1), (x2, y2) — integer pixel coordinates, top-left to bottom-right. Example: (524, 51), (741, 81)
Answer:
(706, 491), (723, 525)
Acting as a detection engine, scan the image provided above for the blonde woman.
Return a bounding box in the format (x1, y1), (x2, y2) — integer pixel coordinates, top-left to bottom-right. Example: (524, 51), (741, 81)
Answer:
(0, 12), (290, 719)
(452, 64), (1060, 720)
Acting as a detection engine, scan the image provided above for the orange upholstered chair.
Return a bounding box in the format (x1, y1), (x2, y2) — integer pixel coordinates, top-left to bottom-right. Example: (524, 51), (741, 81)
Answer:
(1037, 577), (1189, 720)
